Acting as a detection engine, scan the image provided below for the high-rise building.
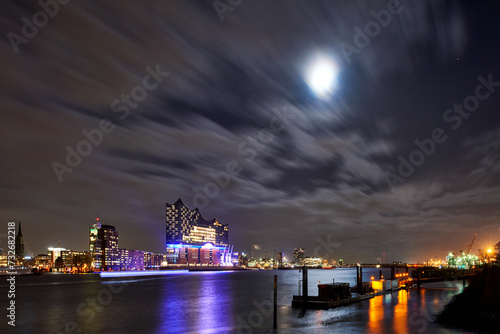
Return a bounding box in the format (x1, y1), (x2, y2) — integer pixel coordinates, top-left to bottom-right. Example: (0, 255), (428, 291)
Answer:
(278, 252), (283, 267)
(15, 221), (25, 258)
(166, 198), (231, 265)
(89, 218), (120, 271)
(293, 247), (305, 266)
(166, 198), (228, 247)
(89, 219), (102, 269)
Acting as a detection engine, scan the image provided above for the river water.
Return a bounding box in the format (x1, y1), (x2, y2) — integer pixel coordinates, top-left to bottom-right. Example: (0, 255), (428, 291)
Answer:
(0, 268), (475, 333)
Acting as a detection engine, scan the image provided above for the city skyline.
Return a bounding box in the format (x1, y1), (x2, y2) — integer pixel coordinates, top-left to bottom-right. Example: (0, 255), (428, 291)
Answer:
(2, 1), (500, 264)
(4, 198), (496, 265)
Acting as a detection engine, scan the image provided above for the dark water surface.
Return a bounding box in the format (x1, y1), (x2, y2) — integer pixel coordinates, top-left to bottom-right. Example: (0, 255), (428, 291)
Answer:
(0, 268), (475, 333)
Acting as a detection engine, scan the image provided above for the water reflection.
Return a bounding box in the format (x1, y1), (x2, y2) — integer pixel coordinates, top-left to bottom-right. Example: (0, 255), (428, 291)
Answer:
(368, 290), (424, 333)
(194, 274), (231, 333)
(393, 290), (408, 333)
(368, 294), (385, 333)
(157, 273), (232, 333)
(15, 269), (470, 333)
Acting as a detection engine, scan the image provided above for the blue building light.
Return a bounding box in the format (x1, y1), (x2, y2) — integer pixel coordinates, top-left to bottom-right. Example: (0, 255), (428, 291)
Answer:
(166, 243), (226, 250)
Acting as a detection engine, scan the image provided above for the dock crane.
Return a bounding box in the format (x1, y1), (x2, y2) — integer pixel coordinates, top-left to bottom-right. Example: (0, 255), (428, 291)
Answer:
(466, 234), (477, 254)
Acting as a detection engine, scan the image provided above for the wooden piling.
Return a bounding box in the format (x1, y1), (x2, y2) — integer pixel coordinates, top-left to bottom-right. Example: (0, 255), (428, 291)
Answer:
(302, 266), (308, 306)
(417, 269), (421, 289)
(357, 265), (363, 294)
(273, 275), (277, 329)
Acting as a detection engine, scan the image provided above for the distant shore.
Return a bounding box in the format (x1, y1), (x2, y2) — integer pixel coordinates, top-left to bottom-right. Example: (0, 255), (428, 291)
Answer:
(435, 265), (500, 333)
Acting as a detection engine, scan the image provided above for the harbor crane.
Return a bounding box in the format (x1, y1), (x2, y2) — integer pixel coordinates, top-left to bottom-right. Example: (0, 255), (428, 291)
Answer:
(466, 234), (477, 254)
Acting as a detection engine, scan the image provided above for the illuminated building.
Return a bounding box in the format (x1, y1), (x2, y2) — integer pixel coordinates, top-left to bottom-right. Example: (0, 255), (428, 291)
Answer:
(89, 220), (101, 269)
(144, 252), (165, 268)
(119, 249), (144, 270)
(293, 247), (305, 265)
(446, 252), (479, 269)
(166, 198), (232, 265)
(278, 252), (283, 266)
(15, 221), (25, 258)
(48, 247), (66, 267)
(34, 254), (51, 269)
(304, 256), (323, 267)
(89, 218), (120, 271)
(47, 247), (90, 271)
(166, 198), (228, 246)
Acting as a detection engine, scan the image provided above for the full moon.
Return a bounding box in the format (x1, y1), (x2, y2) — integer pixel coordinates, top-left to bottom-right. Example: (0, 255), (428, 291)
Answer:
(306, 56), (339, 99)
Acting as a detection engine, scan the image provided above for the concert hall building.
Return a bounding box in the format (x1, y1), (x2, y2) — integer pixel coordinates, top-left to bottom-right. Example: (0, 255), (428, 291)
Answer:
(166, 198), (233, 266)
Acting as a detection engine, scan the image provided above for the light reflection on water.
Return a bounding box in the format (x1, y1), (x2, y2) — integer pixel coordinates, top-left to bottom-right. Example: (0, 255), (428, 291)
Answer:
(393, 290), (409, 333)
(367, 289), (410, 334)
(368, 293), (385, 333)
(3, 269), (476, 334)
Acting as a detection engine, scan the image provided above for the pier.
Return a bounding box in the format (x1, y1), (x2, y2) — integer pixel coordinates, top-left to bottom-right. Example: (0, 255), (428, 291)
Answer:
(291, 266), (407, 310)
(411, 268), (480, 288)
(292, 292), (375, 310)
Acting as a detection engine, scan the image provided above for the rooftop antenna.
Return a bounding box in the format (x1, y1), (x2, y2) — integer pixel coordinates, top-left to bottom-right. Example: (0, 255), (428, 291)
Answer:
(96, 211), (101, 228)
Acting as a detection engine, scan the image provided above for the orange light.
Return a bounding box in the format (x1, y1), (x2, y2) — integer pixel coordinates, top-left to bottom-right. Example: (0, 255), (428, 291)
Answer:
(371, 276), (374, 280)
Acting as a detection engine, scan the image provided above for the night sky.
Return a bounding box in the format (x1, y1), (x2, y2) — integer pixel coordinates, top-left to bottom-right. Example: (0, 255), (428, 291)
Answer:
(2, 0), (500, 264)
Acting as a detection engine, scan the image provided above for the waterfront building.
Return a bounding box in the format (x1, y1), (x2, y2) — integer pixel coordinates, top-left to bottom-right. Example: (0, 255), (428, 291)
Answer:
(89, 218), (120, 270)
(304, 256), (323, 267)
(34, 254), (51, 270)
(144, 252), (165, 268)
(446, 252), (479, 269)
(119, 249), (144, 270)
(47, 246), (66, 268)
(239, 253), (249, 267)
(89, 220), (102, 269)
(15, 221), (25, 258)
(47, 247), (91, 271)
(293, 247), (305, 266)
(166, 198), (231, 265)
(166, 198), (228, 246)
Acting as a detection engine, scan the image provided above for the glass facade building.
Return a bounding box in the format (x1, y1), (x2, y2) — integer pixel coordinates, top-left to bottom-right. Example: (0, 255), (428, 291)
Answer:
(294, 247), (305, 266)
(166, 198), (230, 265)
(144, 252), (165, 268)
(119, 249), (144, 270)
(89, 218), (120, 271)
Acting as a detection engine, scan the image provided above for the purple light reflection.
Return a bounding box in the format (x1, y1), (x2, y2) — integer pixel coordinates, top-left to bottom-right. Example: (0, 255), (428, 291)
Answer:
(99, 270), (188, 277)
